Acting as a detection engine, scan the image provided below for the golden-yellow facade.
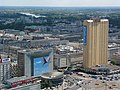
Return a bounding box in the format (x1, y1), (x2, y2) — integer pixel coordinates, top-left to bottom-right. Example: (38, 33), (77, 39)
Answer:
(83, 19), (109, 68)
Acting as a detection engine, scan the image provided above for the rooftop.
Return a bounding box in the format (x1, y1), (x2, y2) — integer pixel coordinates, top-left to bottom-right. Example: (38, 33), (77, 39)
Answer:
(41, 71), (63, 80)
(87, 20), (93, 22)
(113, 52), (120, 57)
(82, 80), (120, 90)
(18, 48), (53, 54)
(101, 19), (109, 22)
(6, 76), (34, 83)
(91, 64), (120, 71)
(86, 19), (108, 23)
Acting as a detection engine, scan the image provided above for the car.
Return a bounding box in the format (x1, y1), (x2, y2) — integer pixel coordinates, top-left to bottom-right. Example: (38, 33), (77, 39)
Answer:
(64, 71), (73, 75)
(76, 81), (82, 85)
(103, 77), (107, 80)
(102, 81), (105, 83)
(106, 78), (110, 81)
(91, 75), (98, 79)
(99, 77), (103, 80)
(75, 72), (79, 74)
(110, 78), (112, 81)
(76, 72), (83, 76)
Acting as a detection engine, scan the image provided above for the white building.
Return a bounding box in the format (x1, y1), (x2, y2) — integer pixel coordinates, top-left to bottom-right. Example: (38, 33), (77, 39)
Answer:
(0, 58), (11, 81)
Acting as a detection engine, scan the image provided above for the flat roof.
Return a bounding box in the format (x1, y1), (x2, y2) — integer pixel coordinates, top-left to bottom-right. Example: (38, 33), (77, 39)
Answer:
(87, 20), (93, 22)
(113, 53), (120, 57)
(91, 64), (120, 71)
(101, 19), (109, 22)
(18, 48), (53, 54)
(82, 80), (120, 89)
(41, 71), (63, 80)
(86, 19), (108, 22)
(6, 76), (34, 83)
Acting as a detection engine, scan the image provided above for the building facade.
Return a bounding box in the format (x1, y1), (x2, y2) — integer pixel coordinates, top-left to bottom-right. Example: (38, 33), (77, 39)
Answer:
(54, 52), (83, 68)
(0, 58), (11, 81)
(83, 19), (109, 68)
(111, 52), (120, 65)
(17, 49), (53, 77)
(5, 76), (41, 90)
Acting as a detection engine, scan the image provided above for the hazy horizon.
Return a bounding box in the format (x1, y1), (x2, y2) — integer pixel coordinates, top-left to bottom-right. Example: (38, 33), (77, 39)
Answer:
(0, 0), (120, 7)
(1, 6), (120, 7)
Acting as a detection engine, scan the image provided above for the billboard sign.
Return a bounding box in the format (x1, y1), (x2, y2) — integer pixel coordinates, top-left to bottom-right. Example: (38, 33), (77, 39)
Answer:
(33, 56), (50, 76)
(0, 58), (11, 63)
(0, 59), (2, 63)
(83, 26), (87, 45)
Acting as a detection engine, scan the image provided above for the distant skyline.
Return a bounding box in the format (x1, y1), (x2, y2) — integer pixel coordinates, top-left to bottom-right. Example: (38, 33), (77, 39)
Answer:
(0, 0), (120, 7)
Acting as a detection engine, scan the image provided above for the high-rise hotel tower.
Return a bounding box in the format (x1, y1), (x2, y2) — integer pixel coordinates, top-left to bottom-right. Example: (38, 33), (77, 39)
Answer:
(83, 19), (109, 68)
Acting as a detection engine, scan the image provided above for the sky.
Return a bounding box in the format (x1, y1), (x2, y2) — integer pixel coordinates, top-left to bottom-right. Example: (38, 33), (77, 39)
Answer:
(0, 0), (120, 7)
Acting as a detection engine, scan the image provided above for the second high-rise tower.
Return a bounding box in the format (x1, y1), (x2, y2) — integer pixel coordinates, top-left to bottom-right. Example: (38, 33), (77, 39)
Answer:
(83, 19), (109, 68)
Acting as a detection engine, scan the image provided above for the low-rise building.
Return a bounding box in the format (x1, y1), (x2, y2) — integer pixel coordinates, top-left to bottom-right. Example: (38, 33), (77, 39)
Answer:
(54, 45), (83, 68)
(4, 76), (41, 90)
(81, 80), (120, 90)
(111, 52), (120, 65)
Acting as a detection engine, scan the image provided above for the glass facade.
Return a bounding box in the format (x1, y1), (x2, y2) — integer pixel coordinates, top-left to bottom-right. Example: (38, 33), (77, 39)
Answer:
(83, 26), (87, 45)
